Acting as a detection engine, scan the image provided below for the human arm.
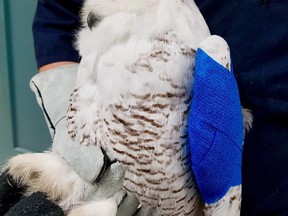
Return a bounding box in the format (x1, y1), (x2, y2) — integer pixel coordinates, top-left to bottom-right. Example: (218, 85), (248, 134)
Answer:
(32, 0), (82, 71)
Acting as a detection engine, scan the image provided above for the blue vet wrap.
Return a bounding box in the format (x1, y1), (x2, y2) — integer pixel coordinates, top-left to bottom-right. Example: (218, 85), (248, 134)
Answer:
(188, 48), (244, 204)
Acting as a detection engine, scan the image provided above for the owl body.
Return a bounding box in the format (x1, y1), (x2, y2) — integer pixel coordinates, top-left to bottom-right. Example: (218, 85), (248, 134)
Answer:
(68, 0), (210, 215)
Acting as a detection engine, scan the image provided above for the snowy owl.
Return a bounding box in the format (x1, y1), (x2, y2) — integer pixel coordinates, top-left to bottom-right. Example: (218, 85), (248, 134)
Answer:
(66, 0), (250, 215)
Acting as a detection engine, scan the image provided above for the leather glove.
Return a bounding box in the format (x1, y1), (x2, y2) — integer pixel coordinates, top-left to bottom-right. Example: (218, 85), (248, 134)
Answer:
(27, 64), (139, 215)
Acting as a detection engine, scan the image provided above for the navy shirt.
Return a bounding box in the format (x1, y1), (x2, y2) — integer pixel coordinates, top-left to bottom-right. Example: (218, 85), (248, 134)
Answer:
(32, 0), (82, 68)
(33, 0), (288, 215)
(194, 1), (288, 215)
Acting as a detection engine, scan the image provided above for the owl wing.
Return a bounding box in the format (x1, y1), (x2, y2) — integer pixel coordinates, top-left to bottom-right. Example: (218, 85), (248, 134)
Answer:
(67, 30), (196, 145)
(66, 20), (201, 215)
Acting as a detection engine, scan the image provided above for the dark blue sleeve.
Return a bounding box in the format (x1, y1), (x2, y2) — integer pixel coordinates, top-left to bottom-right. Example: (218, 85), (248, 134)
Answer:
(195, 0), (288, 215)
(32, 0), (83, 68)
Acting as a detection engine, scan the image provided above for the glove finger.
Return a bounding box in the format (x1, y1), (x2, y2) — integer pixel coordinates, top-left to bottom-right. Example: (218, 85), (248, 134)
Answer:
(117, 192), (140, 216)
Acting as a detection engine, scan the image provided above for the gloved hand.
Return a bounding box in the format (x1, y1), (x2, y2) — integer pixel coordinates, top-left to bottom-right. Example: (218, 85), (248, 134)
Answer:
(3, 64), (140, 215)
(30, 64), (106, 185)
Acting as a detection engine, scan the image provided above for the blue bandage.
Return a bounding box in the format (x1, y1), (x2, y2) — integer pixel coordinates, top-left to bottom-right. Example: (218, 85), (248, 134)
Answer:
(188, 48), (243, 204)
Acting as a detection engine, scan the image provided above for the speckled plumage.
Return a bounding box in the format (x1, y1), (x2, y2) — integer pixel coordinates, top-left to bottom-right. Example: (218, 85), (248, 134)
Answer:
(66, 0), (243, 215)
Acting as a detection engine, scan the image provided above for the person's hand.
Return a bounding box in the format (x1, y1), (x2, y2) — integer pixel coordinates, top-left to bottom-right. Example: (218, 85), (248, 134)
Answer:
(3, 64), (139, 215)
(33, 64), (140, 214)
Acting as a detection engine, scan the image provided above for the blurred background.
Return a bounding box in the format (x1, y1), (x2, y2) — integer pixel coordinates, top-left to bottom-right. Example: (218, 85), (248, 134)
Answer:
(0, 0), (50, 167)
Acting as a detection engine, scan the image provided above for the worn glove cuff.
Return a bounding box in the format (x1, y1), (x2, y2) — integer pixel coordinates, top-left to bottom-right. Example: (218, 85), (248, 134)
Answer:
(29, 64), (105, 183)
(30, 64), (78, 137)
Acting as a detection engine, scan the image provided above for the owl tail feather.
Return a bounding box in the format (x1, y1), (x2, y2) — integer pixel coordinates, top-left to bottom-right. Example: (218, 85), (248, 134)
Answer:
(188, 36), (243, 214)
